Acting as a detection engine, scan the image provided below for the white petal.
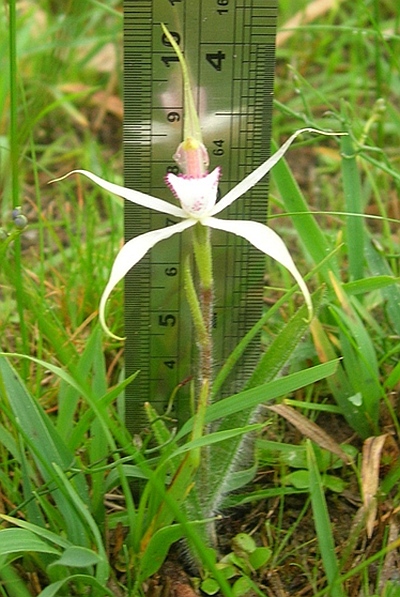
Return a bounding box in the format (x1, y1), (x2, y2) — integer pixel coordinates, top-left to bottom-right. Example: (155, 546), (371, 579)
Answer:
(211, 128), (341, 216)
(52, 169), (186, 218)
(204, 217), (312, 316)
(100, 219), (195, 338)
(166, 168), (221, 217)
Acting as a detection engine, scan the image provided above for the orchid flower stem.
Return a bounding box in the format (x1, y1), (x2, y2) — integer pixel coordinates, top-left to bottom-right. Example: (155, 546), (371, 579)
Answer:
(192, 224), (214, 400)
(183, 246), (212, 480)
(193, 224), (213, 289)
(196, 378), (211, 483)
(183, 256), (207, 346)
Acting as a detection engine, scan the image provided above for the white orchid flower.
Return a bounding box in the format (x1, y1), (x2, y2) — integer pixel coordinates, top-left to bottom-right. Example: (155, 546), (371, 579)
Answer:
(52, 126), (339, 338)
(52, 26), (345, 339)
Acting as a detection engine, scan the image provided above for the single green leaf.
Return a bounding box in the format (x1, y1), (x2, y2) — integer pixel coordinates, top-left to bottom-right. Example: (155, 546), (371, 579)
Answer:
(0, 514), (71, 550)
(248, 547), (272, 570)
(178, 360), (339, 440)
(38, 574), (116, 597)
(0, 529), (60, 557)
(138, 523), (188, 581)
(170, 424), (262, 458)
(306, 441), (346, 597)
(49, 546), (102, 569)
(201, 578), (221, 595)
(233, 575), (253, 597)
(342, 275), (399, 295)
(232, 533), (256, 555)
(222, 460), (257, 493)
(216, 563), (238, 580)
(228, 553), (249, 574)
(322, 475), (346, 493)
(284, 470), (310, 489)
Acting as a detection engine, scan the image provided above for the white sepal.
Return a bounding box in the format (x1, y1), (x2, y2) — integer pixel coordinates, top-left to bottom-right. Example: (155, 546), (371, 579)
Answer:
(203, 217), (312, 318)
(99, 219), (196, 338)
(211, 128), (342, 216)
(52, 169), (186, 218)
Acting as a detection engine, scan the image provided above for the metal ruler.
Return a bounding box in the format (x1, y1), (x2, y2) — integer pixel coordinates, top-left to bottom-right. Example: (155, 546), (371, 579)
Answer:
(124, 0), (277, 435)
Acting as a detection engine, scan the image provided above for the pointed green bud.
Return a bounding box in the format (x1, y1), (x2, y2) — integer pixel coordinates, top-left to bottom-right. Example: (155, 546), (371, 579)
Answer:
(161, 24), (209, 176)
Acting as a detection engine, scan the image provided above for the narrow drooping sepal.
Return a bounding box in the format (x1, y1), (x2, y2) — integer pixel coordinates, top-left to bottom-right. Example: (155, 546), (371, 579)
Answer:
(51, 169), (186, 218)
(211, 128), (343, 216)
(203, 217), (313, 318)
(99, 219), (196, 338)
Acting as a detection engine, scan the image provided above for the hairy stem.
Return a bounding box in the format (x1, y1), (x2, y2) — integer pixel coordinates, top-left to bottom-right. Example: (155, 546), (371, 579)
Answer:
(183, 256), (207, 347)
(192, 224), (214, 399)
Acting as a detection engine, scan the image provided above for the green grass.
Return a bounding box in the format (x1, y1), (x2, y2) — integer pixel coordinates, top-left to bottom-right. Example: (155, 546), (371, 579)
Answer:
(1, 0), (400, 595)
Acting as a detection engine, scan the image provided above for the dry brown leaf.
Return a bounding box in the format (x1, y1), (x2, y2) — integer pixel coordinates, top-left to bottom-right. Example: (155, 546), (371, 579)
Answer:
(266, 403), (352, 464)
(361, 434), (388, 538)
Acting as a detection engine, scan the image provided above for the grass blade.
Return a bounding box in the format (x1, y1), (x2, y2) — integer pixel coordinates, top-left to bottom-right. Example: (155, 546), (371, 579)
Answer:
(306, 440), (346, 597)
(178, 359), (339, 440)
(0, 358), (90, 546)
(51, 463), (109, 585)
(0, 529), (60, 557)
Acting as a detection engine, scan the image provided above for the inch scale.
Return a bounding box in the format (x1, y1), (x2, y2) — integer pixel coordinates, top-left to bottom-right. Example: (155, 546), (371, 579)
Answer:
(124, 0), (277, 435)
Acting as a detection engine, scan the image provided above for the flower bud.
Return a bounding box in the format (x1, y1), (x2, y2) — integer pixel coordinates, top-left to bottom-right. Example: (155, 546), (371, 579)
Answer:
(12, 206), (22, 220)
(173, 137), (209, 177)
(13, 214), (28, 229)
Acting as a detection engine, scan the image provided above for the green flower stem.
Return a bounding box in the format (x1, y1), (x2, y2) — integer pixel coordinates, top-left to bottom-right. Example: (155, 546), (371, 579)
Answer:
(192, 224), (214, 393)
(181, 226), (214, 528)
(193, 223), (213, 290)
(183, 256), (207, 346)
(196, 377), (211, 484)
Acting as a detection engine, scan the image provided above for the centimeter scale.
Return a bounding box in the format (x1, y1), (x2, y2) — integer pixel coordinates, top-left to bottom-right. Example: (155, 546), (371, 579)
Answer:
(124, 0), (278, 435)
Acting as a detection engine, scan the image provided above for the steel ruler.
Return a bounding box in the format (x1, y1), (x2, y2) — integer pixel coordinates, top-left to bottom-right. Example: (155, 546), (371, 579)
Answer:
(123, 0), (277, 435)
